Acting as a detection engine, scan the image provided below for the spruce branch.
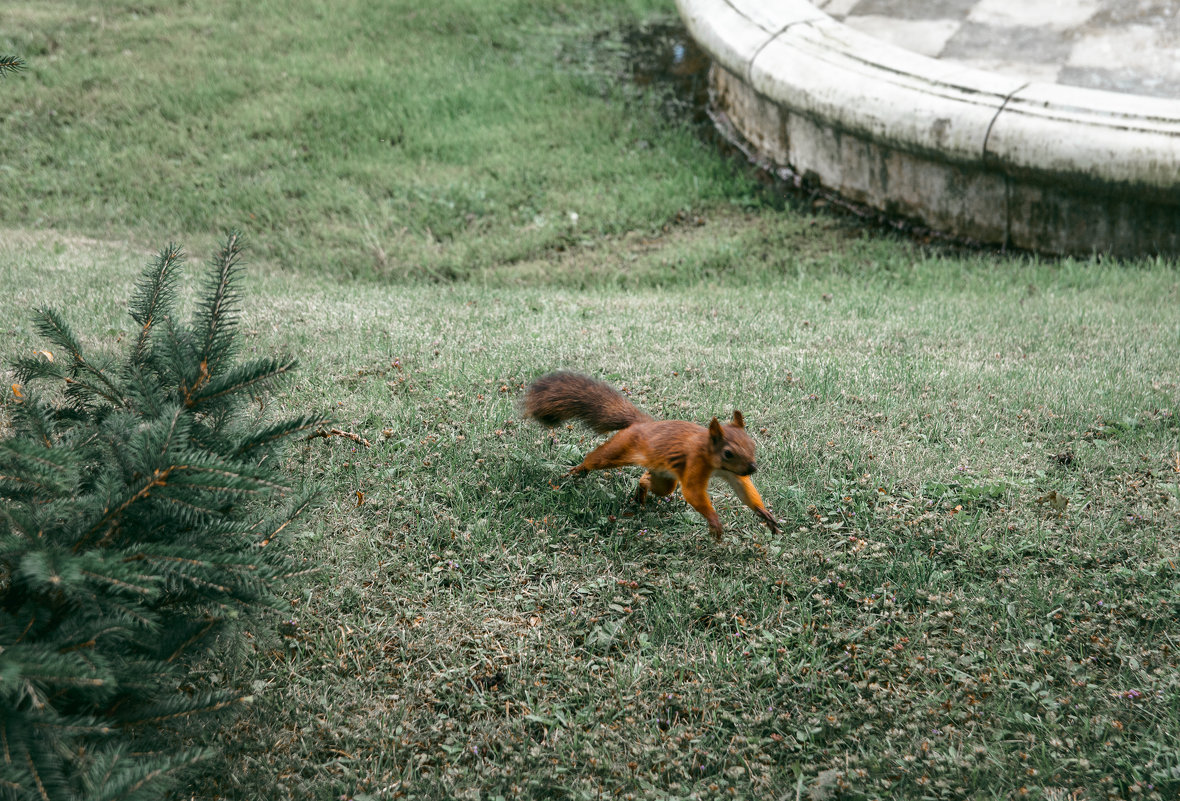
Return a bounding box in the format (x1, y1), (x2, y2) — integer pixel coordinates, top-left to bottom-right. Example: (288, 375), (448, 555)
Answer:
(62, 374), (128, 410)
(80, 570), (157, 598)
(26, 752), (50, 801)
(77, 746), (213, 801)
(164, 620), (217, 663)
(193, 232), (245, 381)
(154, 404), (186, 458)
(0, 438), (73, 498)
(31, 308), (126, 407)
(163, 462), (289, 494)
(10, 354), (66, 385)
(2, 394), (61, 454)
(187, 357), (299, 409)
(118, 693), (241, 727)
(0, 55), (24, 77)
(129, 244), (184, 366)
(30, 307), (87, 368)
(78, 466), (175, 551)
(257, 492), (317, 547)
(234, 414), (329, 456)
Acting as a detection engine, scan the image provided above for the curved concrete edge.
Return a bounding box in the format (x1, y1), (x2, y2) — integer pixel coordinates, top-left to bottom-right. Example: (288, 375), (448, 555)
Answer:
(991, 83), (1180, 194)
(676, 0), (1180, 254)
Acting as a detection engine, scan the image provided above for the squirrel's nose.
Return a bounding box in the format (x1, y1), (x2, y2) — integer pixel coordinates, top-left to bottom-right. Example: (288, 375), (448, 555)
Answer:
(746, 464), (757, 475)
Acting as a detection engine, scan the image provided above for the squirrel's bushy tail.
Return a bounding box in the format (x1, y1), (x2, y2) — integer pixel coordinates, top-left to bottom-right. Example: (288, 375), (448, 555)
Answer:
(525, 371), (652, 434)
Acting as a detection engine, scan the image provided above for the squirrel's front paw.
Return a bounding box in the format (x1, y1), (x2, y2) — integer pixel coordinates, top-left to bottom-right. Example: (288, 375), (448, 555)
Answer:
(760, 511), (781, 535)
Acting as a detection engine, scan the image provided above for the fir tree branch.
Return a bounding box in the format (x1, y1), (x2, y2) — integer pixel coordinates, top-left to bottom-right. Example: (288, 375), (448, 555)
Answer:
(31, 307), (86, 367)
(235, 414), (329, 456)
(129, 244), (183, 366)
(81, 457), (288, 550)
(78, 746), (212, 801)
(151, 493), (237, 527)
(158, 404), (185, 456)
(77, 467), (174, 552)
(259, 494), (317, 547)
(0, 473), (61, 499)
(0, 55), (24, 77)
(100, 597), (157, 630)
(168, 462), (290, 493)
(2, 392), (61, 449)
(136, 556), (234, 595)
(58, 630), (111, 653)
(1, 718), (12, 765)
(0, 439), (72, 495)
(121, 695), (241, 726)
(16, 615), (35, 644)
(32, 308), (127, 407)
(104, 756), (183, 800)
(188, 357), (298, 408)
(27, 751), (49, 801)
(37, 675), (108, 688)
(10, 354), (66, 385)
(193, 232), (245, 382)
(165, 619), (217, 663)
(62, 374), (127, 409)
(80, 570), (156, 597)
(34, 721), (116, 736)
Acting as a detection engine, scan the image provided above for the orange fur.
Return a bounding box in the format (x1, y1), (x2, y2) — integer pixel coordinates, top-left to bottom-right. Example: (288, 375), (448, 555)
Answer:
(524, 372), (780, 541)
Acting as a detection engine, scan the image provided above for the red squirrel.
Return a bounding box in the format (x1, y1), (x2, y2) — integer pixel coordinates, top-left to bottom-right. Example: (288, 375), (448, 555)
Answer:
(525, 371), (779, 541)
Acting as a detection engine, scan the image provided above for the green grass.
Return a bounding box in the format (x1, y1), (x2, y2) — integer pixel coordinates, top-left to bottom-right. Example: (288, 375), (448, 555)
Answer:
(1, 0), (745, 278)
(3, 1), (1180, 799)
(3, 236), (1179, 800)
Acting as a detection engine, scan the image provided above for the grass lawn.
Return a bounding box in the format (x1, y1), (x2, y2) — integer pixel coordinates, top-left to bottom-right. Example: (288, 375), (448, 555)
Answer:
(3, 2), (1180, 800)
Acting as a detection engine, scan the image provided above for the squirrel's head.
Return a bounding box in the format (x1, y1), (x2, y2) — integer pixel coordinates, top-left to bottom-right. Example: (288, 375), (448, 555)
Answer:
(708, 411), (759, 476)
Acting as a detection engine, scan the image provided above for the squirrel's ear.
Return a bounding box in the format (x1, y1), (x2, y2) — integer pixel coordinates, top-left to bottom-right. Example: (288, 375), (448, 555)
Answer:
(732, 410), (745, 428)
(708, 417), (724, 447)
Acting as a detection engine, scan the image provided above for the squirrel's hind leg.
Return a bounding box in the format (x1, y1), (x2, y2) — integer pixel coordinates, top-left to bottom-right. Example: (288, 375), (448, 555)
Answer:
(634, 470), (678, 504)
(565, 429), (641, 478)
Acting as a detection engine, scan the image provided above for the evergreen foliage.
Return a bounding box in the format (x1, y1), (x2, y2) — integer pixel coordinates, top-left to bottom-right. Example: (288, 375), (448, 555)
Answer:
(0, 235), (323, 800)
(0, 55), (24, 78)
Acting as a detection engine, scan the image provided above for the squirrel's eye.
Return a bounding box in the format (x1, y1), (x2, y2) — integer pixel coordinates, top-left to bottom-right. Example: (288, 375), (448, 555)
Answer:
(722, 449), (733, 459)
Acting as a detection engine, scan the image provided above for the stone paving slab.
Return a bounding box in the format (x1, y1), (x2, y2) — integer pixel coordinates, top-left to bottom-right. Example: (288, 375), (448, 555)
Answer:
(813, 0), (1180, 99)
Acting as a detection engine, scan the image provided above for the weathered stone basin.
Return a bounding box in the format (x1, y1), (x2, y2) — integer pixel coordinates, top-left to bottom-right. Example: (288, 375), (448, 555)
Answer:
(677, 0), (1180, 255)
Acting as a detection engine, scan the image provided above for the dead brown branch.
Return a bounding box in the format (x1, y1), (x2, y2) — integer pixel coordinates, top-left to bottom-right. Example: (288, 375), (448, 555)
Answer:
(305, 427), (371, 448)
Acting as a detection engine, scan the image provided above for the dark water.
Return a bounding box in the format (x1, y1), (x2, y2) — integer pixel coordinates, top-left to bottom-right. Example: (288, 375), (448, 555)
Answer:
(596, 21), (713, 129)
